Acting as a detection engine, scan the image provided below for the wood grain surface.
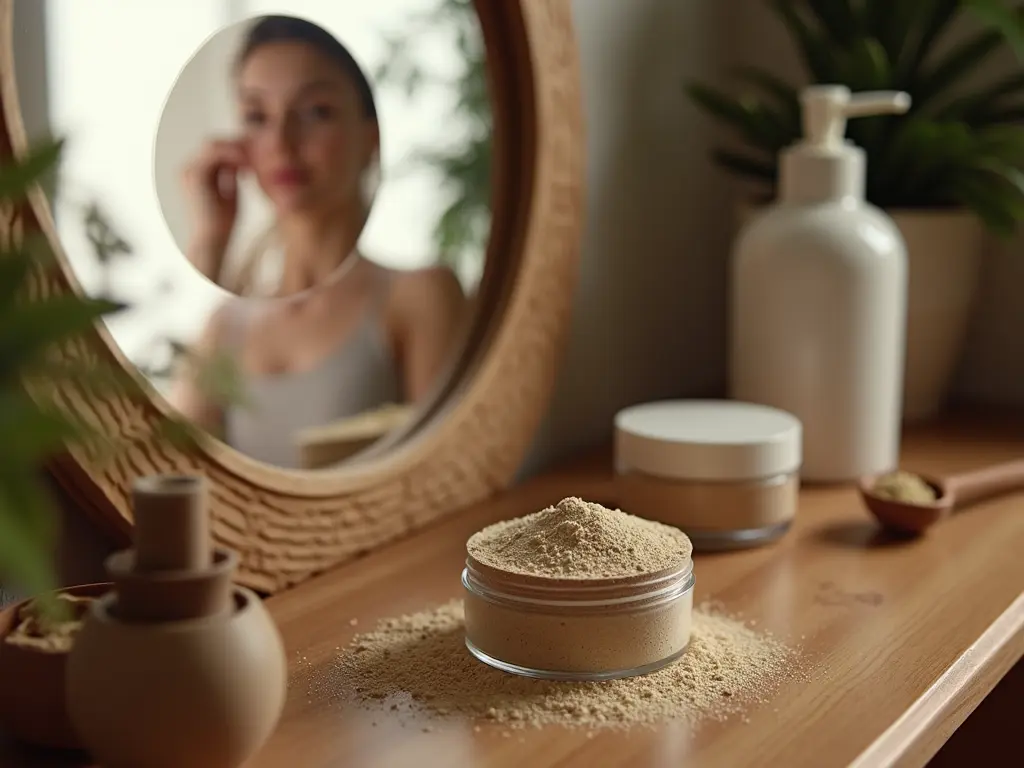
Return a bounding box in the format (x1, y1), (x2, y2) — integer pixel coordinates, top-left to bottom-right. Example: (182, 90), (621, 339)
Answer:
(0, 0), (585, 593)
(3, 417), (1020, 767)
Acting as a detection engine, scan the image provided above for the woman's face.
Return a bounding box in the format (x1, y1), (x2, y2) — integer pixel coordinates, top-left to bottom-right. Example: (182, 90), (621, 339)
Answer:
(237, 41), (378, 217)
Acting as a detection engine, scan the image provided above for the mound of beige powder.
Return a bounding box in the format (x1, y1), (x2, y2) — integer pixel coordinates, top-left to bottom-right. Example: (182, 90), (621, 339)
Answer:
(466, 497), (693, 579)
(306, 599), (795, 731)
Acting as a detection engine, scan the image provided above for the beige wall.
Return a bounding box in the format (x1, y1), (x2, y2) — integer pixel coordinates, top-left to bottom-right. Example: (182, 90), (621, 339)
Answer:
(523, 0), (734, 473)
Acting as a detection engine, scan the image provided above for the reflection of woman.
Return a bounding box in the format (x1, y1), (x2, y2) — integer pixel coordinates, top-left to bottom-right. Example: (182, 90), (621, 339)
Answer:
(170, 16), (468, 468)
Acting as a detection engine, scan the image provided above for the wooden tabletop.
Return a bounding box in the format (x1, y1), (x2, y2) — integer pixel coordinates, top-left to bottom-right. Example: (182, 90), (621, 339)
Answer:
(2, 417), (1023, 767)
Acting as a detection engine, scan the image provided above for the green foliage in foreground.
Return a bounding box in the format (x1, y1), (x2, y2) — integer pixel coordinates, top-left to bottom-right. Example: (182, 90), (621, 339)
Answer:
(0, 140), (242, 619)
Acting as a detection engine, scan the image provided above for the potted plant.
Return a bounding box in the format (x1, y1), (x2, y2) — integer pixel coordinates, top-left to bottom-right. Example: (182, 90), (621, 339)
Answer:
(0, 139), (242, 751)
(687, 0), (1024, 422)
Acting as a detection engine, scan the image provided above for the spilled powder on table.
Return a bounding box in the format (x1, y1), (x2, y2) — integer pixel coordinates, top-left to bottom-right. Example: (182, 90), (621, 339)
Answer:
(305, 599), (796, 730)
(467, 496), (693, 579)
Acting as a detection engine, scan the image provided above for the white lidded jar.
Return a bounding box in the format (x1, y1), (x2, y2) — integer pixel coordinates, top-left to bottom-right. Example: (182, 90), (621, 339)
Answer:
(730, 85), (910, 483)
(615, 400), (802, 551)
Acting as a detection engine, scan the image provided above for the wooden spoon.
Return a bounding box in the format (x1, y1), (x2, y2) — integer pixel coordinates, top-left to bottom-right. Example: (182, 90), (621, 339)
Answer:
(859, 459), (1024, 534)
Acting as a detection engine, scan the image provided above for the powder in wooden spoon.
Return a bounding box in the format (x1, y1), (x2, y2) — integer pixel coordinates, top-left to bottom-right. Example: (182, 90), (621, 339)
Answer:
(467, 497), (692, 579)
(308, 599), (795, 731)
(872, 470), (937, 504)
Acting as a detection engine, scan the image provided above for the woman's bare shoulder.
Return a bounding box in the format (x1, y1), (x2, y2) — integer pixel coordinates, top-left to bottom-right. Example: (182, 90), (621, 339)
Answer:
(389, 264), (465, 304)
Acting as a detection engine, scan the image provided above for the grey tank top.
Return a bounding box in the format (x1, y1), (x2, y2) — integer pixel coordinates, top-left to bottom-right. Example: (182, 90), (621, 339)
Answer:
(222, 287), (401, 469)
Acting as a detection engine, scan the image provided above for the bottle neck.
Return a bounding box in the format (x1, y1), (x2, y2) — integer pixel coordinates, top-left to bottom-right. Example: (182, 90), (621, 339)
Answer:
(779, 144), (865, 205)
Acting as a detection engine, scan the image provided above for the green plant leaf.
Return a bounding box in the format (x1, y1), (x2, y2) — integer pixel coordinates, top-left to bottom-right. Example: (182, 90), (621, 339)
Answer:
(964, 0), (1024, 60)
(0, 393), (101, 468)
(0, 294), (124, 381)
(731, 67), (801, 132)
(687, 83), (794, 153)
(770, 0), (840, 81)
(914, 28), (1005, 109)
(982, 103), (1024, 122)
(871, 119), (973, 206)
(842, 37), (893, 90)
(807, 0), (859, 43)
(871, 0), (925, 75)
(0, 473), (58, 598)
(975, 124), (1024, 164)
(936, 72), (1024, 122)
(892, 0), (960, 83)
(712, 149), (778, 183)
(0, 138), (63, 201)
(862, 0), (894, 37)
(947, 171), (1024, 234)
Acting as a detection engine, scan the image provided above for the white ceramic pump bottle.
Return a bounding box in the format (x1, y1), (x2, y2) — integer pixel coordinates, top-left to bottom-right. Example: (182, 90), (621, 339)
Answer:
(730, 85), (911, 483)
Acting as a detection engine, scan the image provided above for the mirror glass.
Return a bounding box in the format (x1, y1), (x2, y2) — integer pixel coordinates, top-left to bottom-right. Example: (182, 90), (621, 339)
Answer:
(13, 0), (492, 470)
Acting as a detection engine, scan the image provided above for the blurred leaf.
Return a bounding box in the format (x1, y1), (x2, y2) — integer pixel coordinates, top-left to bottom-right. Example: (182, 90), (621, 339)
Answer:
(914, 29), (1005, 108)
(0, 138), (63, 201)
(937, 72), (1024, 121)
(731, 67), (801, 134)
(902, 0), (962, 78)
(975, 124), (1024, 163)
(947, 170), (1024, 234)
(842, 37), (892, 90)
(0, 473), (58, 598)
(0, 294), (124, 381)
(807, 0), (859, 43)
(372, 0), (490, 270)
(965, 0), (1024, 60)
(712, 149), (778, 182)
(83, 203), (132, 265)
(687, 84), (793, 153)
(0, 393), (101, 468)
(771, 0), (841, 81)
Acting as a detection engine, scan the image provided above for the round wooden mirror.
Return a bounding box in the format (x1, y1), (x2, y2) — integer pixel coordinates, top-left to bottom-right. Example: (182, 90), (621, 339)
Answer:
(0, 0), (583, 593)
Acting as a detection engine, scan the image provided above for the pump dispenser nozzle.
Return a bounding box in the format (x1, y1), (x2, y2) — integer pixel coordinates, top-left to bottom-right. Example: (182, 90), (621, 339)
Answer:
(780, 85), (912, 204)
(801, 85), (911, 149)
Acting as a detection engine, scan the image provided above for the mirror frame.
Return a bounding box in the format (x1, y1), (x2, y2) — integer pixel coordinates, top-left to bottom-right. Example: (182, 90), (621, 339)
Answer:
(0, 0), (583, 594)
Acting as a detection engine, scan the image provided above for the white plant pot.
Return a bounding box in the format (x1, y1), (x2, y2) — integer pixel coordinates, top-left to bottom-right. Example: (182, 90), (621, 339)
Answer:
(734, 204), (985, 424)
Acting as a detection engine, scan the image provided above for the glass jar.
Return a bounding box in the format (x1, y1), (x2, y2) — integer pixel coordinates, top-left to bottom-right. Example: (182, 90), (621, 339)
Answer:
(615, 400), (803, 551)
(461, 555), (695, 682)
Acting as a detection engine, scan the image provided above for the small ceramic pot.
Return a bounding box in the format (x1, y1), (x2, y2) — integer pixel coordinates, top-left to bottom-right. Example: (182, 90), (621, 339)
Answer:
(67, 586), (287, 768)
(0, 583), (112, 750)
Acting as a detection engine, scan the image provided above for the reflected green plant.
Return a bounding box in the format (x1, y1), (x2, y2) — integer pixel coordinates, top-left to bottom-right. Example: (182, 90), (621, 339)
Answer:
(374, 0), (491, 279)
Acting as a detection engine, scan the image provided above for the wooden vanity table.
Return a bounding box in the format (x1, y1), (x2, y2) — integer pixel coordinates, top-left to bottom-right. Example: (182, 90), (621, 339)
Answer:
(5, 417), (1019, 768)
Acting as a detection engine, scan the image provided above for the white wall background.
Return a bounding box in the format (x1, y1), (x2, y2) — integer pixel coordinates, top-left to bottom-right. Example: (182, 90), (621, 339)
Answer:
(25, 0), (485, 381)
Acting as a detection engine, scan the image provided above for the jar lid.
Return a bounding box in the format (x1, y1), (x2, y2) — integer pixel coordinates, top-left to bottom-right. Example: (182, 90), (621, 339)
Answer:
(614, 400), (802, 482)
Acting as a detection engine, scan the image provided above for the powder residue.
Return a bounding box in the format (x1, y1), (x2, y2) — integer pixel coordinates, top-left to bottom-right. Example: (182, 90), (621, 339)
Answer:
(872, 470), (938, 504)
(308, 599), (795, 730)
(467, 497), (692, 579)
(4, 593), (93, 653)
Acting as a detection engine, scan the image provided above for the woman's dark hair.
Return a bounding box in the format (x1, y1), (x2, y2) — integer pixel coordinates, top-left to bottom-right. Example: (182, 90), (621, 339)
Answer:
(237, 15), (377, 121)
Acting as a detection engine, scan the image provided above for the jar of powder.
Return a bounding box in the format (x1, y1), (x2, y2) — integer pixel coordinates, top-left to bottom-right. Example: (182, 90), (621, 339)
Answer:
(614, 400), (802, 551)
(462, 498), (695, 681)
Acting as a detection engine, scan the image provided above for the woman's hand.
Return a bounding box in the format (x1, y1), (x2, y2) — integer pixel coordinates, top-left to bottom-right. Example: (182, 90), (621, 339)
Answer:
(182, 139), (247, 281)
